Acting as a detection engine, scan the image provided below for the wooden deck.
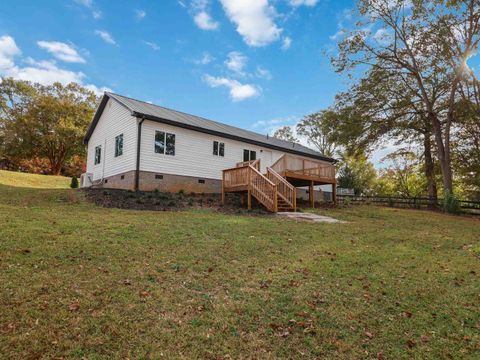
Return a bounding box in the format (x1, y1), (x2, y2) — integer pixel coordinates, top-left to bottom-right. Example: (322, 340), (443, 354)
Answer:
(222, 155), (336, 212)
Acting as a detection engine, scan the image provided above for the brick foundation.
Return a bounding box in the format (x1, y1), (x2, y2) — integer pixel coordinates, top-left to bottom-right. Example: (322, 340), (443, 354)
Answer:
(95, 170), (221, 193)
(93, 170), (136, 191)
(139, 171), (221, 193)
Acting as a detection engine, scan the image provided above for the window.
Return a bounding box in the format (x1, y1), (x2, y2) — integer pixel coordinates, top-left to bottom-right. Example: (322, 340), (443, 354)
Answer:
(120, 175), (125, 180)
(213, 141), (225, 157)
(243, 149), (256, 162)
(115, 134), (123, 157)
(198, 179), (205, 184)
(155, 131), (175, 155)
(94, 145), (102, 165)
(155, 174), (163, 180)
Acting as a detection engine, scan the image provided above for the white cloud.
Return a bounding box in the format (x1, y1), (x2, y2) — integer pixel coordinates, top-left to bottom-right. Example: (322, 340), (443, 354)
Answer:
(0, 35), (21, 70)
(194, 11), (219, 30)
(329, 29), (345, 41)
(95, 30), (116, 45)
(373, 28), (392, 46)
(219, 0), (282, 47)
(225, 51), (248, 75)
(74, 0), (101, 19)
(289, 0), (318, 6)
(194, 52), (214, 65)
(83, 84), (113, 96)
(203, 74), (260, 101)
(191, 0), (219, 31)
(135, 9), (146, 20)
(256, 66), (272, 80)
(143, 41), (160, 51)
(0, 35), (109, 96)
(37, 41), (86, 63)
(281, 36), (292, 50)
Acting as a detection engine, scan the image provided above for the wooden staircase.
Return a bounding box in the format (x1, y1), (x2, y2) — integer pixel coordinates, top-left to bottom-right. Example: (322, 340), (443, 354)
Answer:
(222, 160), (296, 213)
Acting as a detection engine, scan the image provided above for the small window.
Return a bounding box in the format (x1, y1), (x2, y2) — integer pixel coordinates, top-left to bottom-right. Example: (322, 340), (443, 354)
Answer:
(120, 175), (125, 180)
(243, 149), (256, 162)
(155, 174), (163, 180)
(166, 133), (175, 155)
(155, 131), (175, 156)
(104, 179), (108, 184)
(115, 134), (123, 157)
(213, 141), (225, 157)
(198, 179), (205, 184)
(155, 131), (165, 154)
(94, 145), (102, 165)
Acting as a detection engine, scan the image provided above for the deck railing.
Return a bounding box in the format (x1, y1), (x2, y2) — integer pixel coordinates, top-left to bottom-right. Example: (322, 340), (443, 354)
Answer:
(271, 154), (335, 182)
(266, 167), (296, 210)
(222, 161), (278, 212)
(236, 159), (260, 171)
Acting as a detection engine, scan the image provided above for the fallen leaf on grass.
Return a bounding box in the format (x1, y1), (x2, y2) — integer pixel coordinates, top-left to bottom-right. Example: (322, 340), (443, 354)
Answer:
(420, 335), (430, 343)
(406, 339), (417, 348)
(1, 323), (15, 333)
(68, 302), (80, 312)
(401, 311), (413, 318)
(365, 331), (374, 339)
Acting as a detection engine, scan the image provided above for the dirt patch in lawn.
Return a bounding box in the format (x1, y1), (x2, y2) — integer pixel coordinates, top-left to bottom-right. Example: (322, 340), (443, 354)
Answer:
(83, 188), (272, 215)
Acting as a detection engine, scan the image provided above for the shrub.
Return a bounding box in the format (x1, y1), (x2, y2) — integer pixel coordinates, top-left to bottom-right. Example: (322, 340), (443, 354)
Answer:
(178, 189), (185, 195)
(443, 192), (461, 214)
(70, 176), (79, 189)
(168, 200), (176, 207)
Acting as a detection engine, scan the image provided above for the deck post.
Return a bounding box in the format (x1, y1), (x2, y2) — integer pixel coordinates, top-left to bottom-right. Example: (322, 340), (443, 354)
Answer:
(221, 171), (225, 205)
(332, 183), (337, 205)
(309, 181), (314, 209)
(247, 168), (252, 210)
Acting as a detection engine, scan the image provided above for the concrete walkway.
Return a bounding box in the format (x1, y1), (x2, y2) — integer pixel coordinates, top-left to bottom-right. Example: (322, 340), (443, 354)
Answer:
(276, 212), (346, 223)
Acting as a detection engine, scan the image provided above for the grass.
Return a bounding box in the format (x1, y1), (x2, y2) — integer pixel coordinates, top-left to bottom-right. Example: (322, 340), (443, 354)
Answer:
(0, 170), (479, 359)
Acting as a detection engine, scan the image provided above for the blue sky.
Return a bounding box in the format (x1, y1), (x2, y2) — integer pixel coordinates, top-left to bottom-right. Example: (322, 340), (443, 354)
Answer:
(0, 1), (353, 131)
(1, 1), (478, 167)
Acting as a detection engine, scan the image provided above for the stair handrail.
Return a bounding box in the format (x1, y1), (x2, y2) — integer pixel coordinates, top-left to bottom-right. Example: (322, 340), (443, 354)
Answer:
(266, 167), (296, 210)
(248, 164), (277, 212)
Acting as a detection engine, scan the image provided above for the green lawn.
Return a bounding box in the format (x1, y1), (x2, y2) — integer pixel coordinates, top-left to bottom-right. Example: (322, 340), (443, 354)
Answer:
(0, 171), (479, 359)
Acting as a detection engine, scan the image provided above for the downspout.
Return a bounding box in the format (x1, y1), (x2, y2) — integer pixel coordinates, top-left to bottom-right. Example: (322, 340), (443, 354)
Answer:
(135, 116), (145, 191)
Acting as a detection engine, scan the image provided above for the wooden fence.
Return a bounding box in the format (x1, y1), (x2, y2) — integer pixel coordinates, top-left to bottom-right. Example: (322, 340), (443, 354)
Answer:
(336, 195), (480, 212)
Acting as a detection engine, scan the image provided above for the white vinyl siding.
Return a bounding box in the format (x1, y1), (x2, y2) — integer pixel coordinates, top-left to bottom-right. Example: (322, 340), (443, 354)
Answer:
(86, 99), (137, 181)
(139, 120), (287, 179)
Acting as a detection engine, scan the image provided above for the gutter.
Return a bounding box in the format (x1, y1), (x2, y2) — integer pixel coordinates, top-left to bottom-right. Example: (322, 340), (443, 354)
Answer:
(135, 116), (145, 191)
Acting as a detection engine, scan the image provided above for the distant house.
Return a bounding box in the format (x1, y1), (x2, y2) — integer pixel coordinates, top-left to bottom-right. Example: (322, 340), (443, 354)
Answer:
(82, 92), (337, 212)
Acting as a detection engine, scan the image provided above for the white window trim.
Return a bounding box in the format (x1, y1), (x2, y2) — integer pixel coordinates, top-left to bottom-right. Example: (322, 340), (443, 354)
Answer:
(154, 130), (176, 156)
(213, 140), (225, 157)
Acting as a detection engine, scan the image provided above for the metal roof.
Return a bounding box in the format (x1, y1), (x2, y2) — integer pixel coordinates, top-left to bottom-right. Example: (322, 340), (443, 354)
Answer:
(84, 92), (335, 163)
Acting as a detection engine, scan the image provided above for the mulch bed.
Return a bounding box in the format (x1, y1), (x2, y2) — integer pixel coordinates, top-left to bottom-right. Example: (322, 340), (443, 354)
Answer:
(83, 188), (272, 215)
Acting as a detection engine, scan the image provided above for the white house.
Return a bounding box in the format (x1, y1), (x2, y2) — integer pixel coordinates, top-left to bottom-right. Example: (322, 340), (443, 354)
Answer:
(82, 92), (336, 211)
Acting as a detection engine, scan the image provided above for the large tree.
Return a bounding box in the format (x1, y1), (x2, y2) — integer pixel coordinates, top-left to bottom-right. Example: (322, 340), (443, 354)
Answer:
(272, 126), (297, 143)
(296, 111), (338, 157)
(0, 79), (98, 175)
(332, 0), (480, 195)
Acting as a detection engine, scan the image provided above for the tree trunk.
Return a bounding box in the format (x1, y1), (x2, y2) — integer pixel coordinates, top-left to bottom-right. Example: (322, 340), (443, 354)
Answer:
(423, 131), (438, 207)
(430, 113), (453, 194)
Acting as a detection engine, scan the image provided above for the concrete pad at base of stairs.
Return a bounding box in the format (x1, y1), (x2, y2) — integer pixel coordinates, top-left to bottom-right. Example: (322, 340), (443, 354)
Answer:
(276, 212), (346, 223)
